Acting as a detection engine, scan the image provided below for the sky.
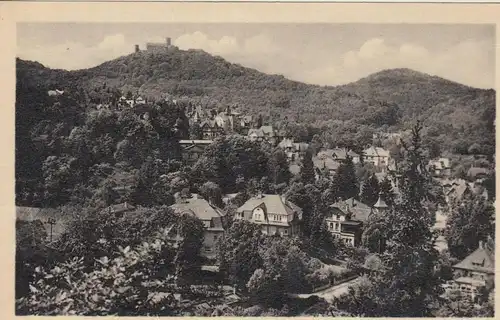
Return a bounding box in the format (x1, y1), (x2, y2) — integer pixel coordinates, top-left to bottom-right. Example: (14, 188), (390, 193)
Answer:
(17, 23), (495, 88)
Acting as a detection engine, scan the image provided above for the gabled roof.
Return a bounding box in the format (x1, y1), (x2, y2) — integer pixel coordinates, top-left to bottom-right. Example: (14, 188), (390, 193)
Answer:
(364, 146), (390, 158)
(333, 148), (360, 160)
(200, 119), (219, 129)
(453, 243), (495, 274)
(170, 194), (224, 222)
(237, 194), (302, 217)
(330, 198), (373, 222)
(247, 128), (265, 137)
(278, 138), (294, 149)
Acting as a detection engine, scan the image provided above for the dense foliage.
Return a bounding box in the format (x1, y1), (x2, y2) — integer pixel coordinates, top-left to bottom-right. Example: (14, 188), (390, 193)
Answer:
(17, 52), (495, 154)
(445, 194), (495, 260)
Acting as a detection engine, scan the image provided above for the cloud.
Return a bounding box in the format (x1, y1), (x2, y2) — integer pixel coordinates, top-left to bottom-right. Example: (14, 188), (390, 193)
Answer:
(337, 38), (493, 88)
(18, 33), (131, 70)
(17, 32), (493, 89)
(174, 31), (239, 55)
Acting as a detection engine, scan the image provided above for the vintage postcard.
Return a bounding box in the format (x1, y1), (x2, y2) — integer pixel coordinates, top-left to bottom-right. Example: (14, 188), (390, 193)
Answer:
(1, 2), (499, 318)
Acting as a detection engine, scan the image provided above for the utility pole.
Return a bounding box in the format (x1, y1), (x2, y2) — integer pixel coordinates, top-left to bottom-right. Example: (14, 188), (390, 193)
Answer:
(47, 217), (56, 243)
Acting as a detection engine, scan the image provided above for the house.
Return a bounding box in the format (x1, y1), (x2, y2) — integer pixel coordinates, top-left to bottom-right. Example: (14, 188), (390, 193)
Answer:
(363, 146), (391, 168)
(278, 138), (309, 162)
(447, 240), (495, 301)
(200, 120), (225, 140)
(247, 125), (284, 145)
(179, 139), (213, 164)
(325, 197), (386, 246)
(235, 194), (303, 236)
(135, 96), (146, 105)
(442, 179), (488, 206)
(467, 167), (489, 181)
(170, 194), (226, 257)
(428, 158), (451, 177)
(215, 109), (239, 133)
(331, 148), (360, 164)
(239, 116), (253, 134)
(313, 156), (340, 178)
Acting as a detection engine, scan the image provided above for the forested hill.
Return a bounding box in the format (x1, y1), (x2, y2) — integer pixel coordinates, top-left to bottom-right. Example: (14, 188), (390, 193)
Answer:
(16, 48), (495, 153)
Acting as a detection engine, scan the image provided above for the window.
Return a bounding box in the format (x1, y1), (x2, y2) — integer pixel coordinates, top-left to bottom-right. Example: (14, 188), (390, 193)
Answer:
(335, 223), (339, 231)
(336, 214), (341, 221)
(284, 229), (288, 235)
(329, 222), (334, 230)
(214, 235), (218, 241)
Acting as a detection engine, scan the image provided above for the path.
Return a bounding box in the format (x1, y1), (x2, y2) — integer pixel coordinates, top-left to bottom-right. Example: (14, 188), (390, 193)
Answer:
(290, 277), (361, 302)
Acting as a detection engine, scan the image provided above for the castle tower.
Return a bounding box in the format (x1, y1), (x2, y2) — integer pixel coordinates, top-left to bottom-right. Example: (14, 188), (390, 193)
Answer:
(134, 44), (140, 53)
(166, 37), (172, 47)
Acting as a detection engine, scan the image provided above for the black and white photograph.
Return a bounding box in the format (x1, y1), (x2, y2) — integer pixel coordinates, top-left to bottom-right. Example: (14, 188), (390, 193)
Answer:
(11, 4), (497, 317)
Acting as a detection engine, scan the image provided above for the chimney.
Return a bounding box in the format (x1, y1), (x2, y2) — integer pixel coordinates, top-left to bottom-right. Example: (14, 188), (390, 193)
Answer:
(166, 37), (172, 46)
(134, 44), (139, 53)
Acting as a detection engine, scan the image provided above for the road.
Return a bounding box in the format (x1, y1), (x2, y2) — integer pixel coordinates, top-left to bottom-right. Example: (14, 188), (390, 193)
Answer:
(290, 277), (361, 302)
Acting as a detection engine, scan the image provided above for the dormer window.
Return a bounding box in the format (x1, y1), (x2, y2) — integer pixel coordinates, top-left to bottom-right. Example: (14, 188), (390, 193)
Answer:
(472, 259), (485, 267)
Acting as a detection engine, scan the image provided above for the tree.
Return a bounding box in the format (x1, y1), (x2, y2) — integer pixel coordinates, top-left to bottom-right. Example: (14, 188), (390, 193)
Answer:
(188, 122), (203, 140)
(361, 218), (386, 253)
(192, 136), (269, 192)
(361, 174), (380, 207)
(379, 177), (395, 207)
(247, 237), (311, 306)
(267, 149), (291, 187)
(199, 181), (223, 207)
(300, 149), (316, 185)
(444, 194), (494, 260)
(333, 156), (359, 200)
(334, 121), (444, 317)
(217, 220), (263, 291)
(174, 214), (205, 287)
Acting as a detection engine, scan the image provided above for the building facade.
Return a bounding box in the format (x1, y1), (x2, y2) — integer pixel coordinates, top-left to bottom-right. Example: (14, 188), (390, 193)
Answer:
(325, 196), (387, 246)
(235, 194), (302, 236)
(363, 146), (391, 168)
(179, 139), (213, 164)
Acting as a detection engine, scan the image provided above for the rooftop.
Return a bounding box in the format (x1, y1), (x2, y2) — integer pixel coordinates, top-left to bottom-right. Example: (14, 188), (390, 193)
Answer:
(237, 194), (302, 216)
(170, 194), (224, 223)
(330, 198), (373, 222)
(453, 242), (495, 274)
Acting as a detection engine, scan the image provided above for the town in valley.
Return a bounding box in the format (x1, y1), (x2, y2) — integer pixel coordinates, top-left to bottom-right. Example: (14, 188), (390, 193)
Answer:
(15, 26), (496, 317)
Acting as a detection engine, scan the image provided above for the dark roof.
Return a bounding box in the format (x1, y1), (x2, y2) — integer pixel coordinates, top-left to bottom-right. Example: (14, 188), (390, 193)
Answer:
(330, 198), (373, 222)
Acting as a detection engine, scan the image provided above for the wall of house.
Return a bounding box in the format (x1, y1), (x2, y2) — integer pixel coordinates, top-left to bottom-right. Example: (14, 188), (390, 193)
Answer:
(202, 229), (224, 255)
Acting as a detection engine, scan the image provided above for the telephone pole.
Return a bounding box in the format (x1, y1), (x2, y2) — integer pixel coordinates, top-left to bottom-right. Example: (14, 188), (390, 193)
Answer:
(47, 217), (56, 243)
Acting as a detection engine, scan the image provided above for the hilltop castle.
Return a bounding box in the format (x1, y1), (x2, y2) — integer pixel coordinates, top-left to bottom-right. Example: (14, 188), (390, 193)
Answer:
(135, 37), (177, 53)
